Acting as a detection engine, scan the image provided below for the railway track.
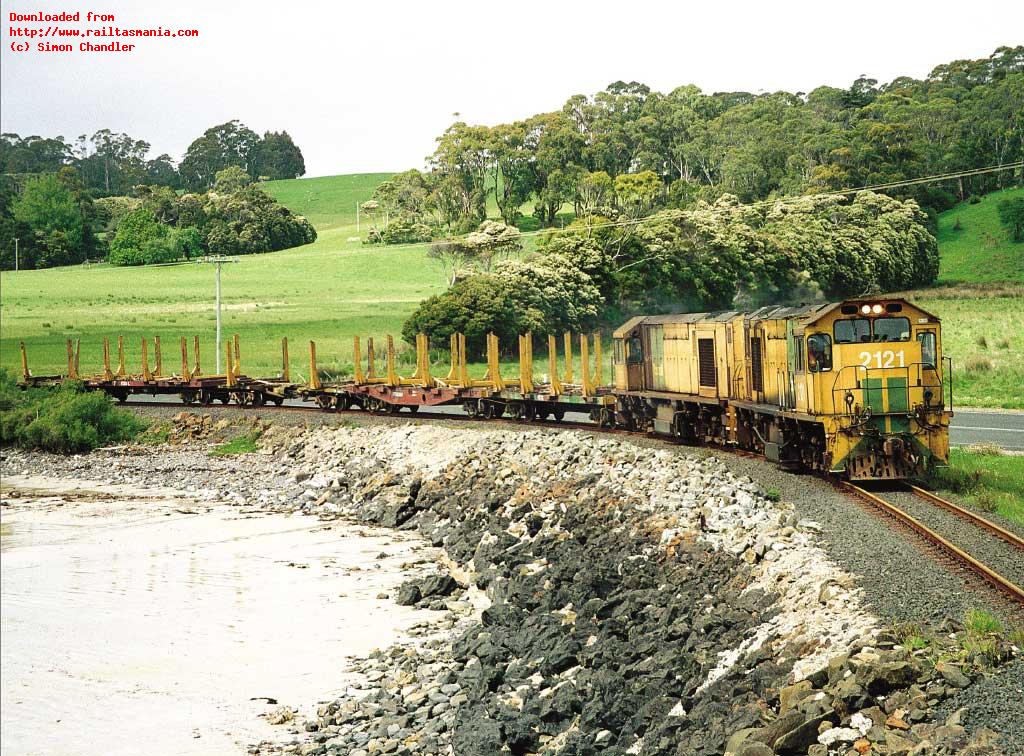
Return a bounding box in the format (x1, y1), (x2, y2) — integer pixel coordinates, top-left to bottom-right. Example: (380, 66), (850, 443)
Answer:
(124, 396), (1024, 608)
(840, 482), (1024, 607)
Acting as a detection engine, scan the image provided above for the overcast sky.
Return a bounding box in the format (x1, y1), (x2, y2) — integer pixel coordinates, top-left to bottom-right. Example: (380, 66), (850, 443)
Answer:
(1, 0), (1019, 177)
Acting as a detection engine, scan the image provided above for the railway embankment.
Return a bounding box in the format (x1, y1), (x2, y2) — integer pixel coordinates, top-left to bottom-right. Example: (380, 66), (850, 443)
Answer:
(2, 415), (1021, 755)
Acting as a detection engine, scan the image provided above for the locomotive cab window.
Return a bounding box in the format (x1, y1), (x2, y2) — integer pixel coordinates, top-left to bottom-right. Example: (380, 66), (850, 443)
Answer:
(807, 333), (832, 372)
(918, 331), (937, 368)
(834, 318), (870, 343)
(873, 317), (910, 342)
(626, 335), (643, 364)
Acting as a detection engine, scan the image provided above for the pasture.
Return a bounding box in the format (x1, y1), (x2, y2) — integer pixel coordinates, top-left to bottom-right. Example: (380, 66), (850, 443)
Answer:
(2, 173), (1022, 408)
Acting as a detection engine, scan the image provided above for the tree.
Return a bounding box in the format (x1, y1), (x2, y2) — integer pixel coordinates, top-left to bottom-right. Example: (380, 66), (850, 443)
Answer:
(576, 171), (614, 217)
(179, 120), (260, 190)
(488, 122), (535, 225)
(11, 174), (85, 268)
(997, 195), (1024, 241)
(108, 208), (172, 265)
(75, 129), (150, 195)
(250, 131), (306, 180)
(0, 133), (71, 174)
(213, 166), (254, 194)
(427, 220), (522, 284)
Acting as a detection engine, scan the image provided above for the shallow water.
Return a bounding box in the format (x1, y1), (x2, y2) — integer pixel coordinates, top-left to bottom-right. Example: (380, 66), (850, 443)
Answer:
(1, 476), (433, 755)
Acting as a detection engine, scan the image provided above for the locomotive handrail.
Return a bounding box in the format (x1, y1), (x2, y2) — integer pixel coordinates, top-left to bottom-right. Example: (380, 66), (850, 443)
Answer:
(830, 362), (946, 417)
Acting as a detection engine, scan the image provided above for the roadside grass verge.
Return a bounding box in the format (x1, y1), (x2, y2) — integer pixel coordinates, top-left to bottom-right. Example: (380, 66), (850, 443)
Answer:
(210, 432), (261, 456)
(929, 446), (1024, 526)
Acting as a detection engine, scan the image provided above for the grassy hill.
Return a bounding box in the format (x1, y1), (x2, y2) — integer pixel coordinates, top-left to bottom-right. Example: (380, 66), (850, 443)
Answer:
(1, 174), (1022, 409)
(911, 187), (1024, 409)
(0, 172), (449, 381)
(935, 187), (1024, 285)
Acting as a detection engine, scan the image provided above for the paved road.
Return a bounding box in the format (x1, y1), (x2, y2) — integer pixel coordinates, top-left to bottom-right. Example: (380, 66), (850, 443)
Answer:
(125, 394), (1024, 450)
(949, 409), (1024, 451)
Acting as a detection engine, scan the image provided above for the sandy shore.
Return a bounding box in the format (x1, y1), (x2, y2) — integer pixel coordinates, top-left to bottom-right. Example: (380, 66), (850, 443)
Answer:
(0, 474), (440, 756)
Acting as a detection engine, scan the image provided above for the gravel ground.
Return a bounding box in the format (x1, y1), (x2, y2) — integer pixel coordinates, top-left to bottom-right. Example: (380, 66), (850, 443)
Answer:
(934, 657), (1024, 751)
(884, 488), (1024, 589)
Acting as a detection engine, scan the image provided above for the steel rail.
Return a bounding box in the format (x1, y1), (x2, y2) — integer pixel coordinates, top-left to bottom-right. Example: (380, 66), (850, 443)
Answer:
(841, 482), (1024, 606)
(907, 484), (1024, 551)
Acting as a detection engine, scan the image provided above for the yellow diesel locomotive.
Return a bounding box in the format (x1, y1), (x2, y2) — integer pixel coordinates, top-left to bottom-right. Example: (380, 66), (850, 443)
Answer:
(611, 298), (951, 480)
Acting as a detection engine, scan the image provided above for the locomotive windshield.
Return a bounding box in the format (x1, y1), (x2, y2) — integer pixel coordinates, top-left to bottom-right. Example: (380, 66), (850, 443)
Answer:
(834, 319), (870, 343)
(872, 317), (911, 342)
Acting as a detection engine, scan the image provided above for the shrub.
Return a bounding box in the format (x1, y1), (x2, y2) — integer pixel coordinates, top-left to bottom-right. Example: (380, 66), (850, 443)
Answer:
(380, 218), (433, 245)
(108, 208), (173, 265)
(0, 370), (146, 453)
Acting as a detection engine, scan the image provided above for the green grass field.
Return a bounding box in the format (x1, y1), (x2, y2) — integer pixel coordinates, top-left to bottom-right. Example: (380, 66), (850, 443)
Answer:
(931, 447), (1024, 527)
(1, 174), (1022, 410)
(936, 187), (1024, 285)
(0, 172), (451, 380)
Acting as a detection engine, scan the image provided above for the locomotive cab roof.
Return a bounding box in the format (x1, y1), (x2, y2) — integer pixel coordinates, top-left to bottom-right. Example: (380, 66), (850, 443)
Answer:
(613, 298), (939, 337)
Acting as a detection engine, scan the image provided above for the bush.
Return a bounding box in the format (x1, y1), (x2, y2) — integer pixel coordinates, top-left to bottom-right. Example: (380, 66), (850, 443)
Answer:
(0, 370), (146, 453)
(108, 208), (173, 265)
(380, 218), (433, 244)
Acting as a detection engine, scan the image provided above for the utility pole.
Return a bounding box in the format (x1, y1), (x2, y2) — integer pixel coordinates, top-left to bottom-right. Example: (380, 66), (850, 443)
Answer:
(215, 260), (222, 372)
(196, 256), (237, 373)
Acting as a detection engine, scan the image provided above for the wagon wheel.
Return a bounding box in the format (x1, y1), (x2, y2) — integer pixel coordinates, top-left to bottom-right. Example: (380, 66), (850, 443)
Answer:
(233, 391), (251, 406)
(272, 396), (284, 406)
(334, 394), (352, 410)
(481, 401), (495, 420)
(465, 400), (479, 419)
(200, 389), (214, 406)
(217, 394), (230, 404)
(523, 403), (536, 422)
(180, 390), (198, 405)
(552, 409), (565, 421)
(251, 393), (266, 407)
(316, 394), (333, 410)
(408, 405), (419, 414)
(388, 402), (401, 414)
(599, 407), (615, 428)
(507, 403), (523, 420)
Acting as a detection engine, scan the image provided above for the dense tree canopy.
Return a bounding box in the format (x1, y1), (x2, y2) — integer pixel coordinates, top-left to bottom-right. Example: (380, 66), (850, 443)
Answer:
(1, 120), (308, 268)
(374, 45), (1022, 245)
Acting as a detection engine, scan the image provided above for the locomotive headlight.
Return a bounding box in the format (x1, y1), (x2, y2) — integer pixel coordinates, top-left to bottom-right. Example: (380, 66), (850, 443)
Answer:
(871, 304), (883, 314)
(861, 304), (872, 314)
